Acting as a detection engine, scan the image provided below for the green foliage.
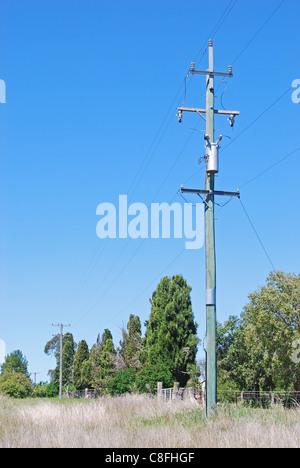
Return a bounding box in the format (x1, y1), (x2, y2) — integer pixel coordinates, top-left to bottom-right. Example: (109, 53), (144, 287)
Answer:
(1, 350), (30, 378)
(143, 275), (198, 386)
(32, 382), (49, 398)
(217, 271), (300, 392)
(135, 364), (173, 393)
(0, 372), (33, 398)
(45, 382), (59, 397)
(108, 368), (136, 396)
(44, 333), (76, 388)
(118, 315), (142, 370)
(89, 330), (116, 390)
(62, 333), (76, 386)
(73, 340), (90, 390)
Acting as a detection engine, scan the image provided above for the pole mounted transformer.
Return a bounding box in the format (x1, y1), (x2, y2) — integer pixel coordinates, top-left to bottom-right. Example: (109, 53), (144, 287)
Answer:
(178, 40), (240, 417)
(204, 134), (222, 174)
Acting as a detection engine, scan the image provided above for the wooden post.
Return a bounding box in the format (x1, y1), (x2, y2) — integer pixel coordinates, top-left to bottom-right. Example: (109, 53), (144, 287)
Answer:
(157, 382), (163, 399)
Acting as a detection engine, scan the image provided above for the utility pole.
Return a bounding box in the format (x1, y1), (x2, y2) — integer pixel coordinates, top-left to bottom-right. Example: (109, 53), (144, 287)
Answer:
(52, 323), (71, 399)
(205, 39), (217, 417)
(32, 372), (40, 385)
(178, 40), (240, 417)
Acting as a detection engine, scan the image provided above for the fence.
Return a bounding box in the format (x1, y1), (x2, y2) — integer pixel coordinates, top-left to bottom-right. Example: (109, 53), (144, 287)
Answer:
(157, 383), (300, 408)
(158, 382), (200, 402)
(63, 385), (300, 408)
(63, 388), (98, 399)
(233, 391), (300, 408)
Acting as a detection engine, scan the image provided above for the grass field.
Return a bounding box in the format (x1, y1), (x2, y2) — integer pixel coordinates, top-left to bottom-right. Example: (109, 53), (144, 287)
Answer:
(0, 393), (299, 448)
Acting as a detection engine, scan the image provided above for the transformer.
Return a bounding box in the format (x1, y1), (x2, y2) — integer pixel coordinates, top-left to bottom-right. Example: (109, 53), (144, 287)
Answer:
(205, 135), (222, 173)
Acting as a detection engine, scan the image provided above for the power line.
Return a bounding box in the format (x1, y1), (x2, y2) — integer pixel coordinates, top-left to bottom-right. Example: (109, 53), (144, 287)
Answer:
(239, 146), (300, 188)
(55, 1), (240, 327)
(67, 20), (288, 328)
(238, 198), (276, 271)
(184, 84), (293, 184)
(84, 3), (288, 325)
(232, 0), (285, 65)
(221, 85), (292, 152)
(99, 247), (186, 329)
(193, 0), (239, 65)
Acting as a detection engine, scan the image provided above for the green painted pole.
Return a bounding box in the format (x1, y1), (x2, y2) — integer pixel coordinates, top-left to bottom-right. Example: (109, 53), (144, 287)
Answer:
(205, 39), (217, 416)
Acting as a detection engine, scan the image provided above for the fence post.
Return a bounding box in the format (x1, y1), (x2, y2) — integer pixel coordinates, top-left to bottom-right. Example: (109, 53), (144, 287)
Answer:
(174, 382), (180, 399)
(157, 382), (163, 399)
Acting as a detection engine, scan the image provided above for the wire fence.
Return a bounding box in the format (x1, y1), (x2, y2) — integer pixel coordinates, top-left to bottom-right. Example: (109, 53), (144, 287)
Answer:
(232, 391), (300, 409)
(62, 388), (99, 399)
(62, 387), (300, 409)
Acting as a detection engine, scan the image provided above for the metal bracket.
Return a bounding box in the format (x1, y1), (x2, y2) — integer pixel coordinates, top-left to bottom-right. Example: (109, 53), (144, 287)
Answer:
(178, 106), (240, 116)
(190, 63), (233, 78)
(181, 186), (240, 199)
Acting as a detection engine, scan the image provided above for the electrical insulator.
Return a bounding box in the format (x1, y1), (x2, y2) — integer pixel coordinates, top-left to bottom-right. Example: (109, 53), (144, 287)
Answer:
(190, 62), (195, 71)
(228, 114), (235, 127)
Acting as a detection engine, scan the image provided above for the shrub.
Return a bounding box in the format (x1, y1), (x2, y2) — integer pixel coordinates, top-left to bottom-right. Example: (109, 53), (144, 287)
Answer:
(45, 381), (59, 398)
(108, 368), (136, 396)
(135, 364), (173, 393)
(0, 372), (33, 398)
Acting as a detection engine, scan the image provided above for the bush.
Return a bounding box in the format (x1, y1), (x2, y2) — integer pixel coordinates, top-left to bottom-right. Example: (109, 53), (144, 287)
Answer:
(45, 381), (59, 398)
(0, 372), (33, 398)
(108, 368), (136, 396)
(135, 364), (173, 393)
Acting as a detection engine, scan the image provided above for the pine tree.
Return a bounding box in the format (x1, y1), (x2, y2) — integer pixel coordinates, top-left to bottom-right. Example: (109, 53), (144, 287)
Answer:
(73, 340), (90, 390)
(1, 350), (30, 378)
(89, 329), (116, 390)
(118, 315), (142, 370)
(143, 275), (198, 386)
(62, 333), (76, 387)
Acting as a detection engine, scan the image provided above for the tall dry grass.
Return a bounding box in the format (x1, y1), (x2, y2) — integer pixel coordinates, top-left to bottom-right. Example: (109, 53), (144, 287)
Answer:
(0, 393), (300, 448)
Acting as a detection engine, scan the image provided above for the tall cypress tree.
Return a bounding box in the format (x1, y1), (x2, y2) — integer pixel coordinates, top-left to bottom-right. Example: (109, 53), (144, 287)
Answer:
(118, 315), (142, 370)
(143, 275), (198, 386)
(90, 329), (116, 390)
(73, 340), (90, 390)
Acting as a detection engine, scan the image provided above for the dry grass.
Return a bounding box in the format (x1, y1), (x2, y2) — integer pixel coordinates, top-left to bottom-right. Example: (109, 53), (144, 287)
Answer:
(0, 393), (300, 448)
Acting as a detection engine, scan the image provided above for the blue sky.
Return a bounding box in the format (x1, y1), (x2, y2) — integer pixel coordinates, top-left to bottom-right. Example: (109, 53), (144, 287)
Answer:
(0, 0), (299, 382)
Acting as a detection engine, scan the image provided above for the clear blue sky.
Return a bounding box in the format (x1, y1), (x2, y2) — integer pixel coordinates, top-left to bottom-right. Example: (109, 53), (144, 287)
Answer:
(0, 0), (299, 382)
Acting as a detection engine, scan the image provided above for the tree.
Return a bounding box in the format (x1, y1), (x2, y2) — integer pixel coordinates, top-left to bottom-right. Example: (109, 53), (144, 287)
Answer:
(44, 332), (76, 388)
(73, 340), (90, 390)
(89, 329), (116, 390)
(108, 368), (136, 396)
(0, 372), (32, 398)
(143, 275), (198, 387)
(217, 316), (249, 391)
(1, 350), (30, 378)
(217, 271), (300, 391)
(135, 364), (173, 393)
(118, 315), (142, 370)
(241, 271), (300, 391)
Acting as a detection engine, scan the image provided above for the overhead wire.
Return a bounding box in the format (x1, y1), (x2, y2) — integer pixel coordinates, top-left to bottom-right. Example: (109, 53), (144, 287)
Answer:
(75, 0), (290, 327)
(52, 0), (284, 326)
(238, 198), (276, 271)
(107, 0), (290, 323)
(231, 0), (286, 65)
(184, 84), (293, 184)
(57, 0), (240, 326)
